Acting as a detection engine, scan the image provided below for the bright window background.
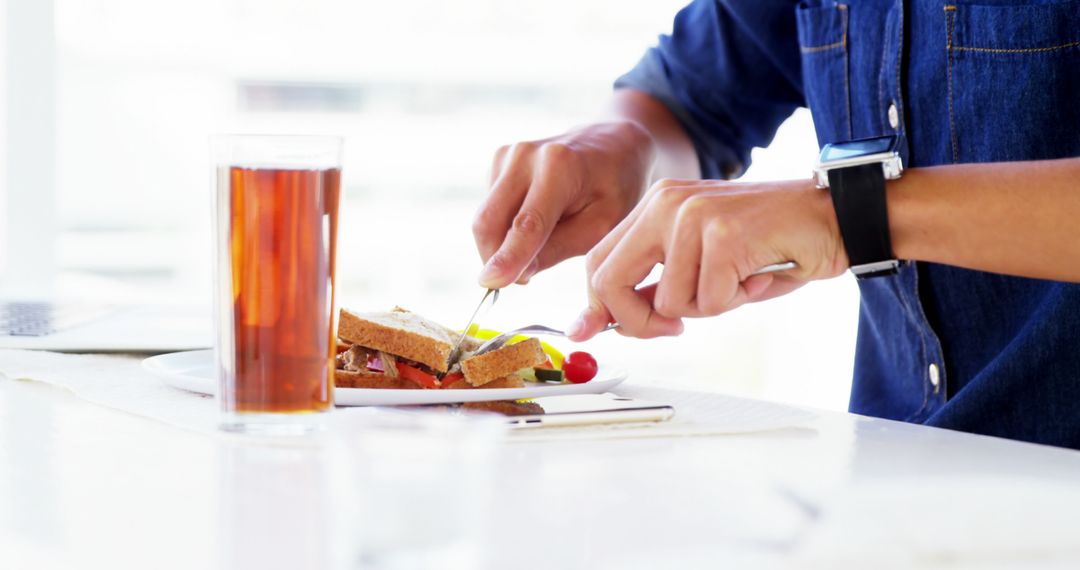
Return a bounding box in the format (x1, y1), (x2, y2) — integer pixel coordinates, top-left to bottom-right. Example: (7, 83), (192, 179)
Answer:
(49, 0), (857, 410)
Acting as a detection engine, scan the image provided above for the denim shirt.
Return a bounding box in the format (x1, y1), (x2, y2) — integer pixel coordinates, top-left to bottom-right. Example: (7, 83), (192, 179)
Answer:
(617, 0), (1080, 448)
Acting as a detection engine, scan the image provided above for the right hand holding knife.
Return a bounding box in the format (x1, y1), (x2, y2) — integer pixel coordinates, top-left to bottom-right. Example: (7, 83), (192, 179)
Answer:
(473, 121), (654, 289)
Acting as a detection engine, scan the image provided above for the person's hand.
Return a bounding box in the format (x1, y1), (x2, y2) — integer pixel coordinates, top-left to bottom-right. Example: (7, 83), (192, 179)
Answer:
(567, 178), (849, 340)
(473, 121), (656, 288)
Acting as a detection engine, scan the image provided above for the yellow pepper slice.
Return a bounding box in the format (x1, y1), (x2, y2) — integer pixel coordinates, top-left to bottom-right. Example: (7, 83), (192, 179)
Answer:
(462, 326), (565, 369)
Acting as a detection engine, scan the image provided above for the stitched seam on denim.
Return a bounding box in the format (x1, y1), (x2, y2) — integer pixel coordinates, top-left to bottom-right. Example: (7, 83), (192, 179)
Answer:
(887, 266), (928, 421)
(893, 0), (904, 137)
(841, 4), (853, 139)
(878, 23), (889, 134)
(895, 269), (931, 422)
(907, 269), (933, 421)
(910, 263), (948, 405)
(945, 6), (959, 164)
(800, 5), (848, 53)
(801, 41), (844, 53)
(952, 41), (1080, 54)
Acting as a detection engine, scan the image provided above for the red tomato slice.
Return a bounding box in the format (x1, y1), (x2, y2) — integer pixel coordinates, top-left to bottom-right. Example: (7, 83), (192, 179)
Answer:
(395, 362), (440, 389)
(440, 371), (464, 389)
(563, 351), (598, 384)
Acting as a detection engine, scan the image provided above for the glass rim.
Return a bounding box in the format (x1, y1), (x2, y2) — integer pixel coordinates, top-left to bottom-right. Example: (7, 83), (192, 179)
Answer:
(212, 134), (343, 169)
(211, 133), (344, 143)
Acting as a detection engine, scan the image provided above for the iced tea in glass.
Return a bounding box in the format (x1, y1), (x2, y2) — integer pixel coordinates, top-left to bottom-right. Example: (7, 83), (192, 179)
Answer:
(213, 135), (342, 434)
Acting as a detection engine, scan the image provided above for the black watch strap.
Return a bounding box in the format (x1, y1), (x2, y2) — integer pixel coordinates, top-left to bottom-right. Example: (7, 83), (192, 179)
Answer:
(827, 163), (898, 279)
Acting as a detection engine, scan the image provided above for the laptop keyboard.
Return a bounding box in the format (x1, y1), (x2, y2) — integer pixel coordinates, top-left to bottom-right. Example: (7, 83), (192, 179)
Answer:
(0, 302), (110, 336)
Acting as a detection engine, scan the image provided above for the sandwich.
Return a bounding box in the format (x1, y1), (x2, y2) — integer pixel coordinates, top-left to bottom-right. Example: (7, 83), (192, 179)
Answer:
(334, 306), (548, 390)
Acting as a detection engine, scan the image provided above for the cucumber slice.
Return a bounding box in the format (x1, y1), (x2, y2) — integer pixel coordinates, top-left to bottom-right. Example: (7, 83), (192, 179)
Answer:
(534, 368), (565, 383)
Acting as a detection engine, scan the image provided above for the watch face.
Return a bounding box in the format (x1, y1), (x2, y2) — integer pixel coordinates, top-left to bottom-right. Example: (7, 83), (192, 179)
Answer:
(819, 136), (896, 162)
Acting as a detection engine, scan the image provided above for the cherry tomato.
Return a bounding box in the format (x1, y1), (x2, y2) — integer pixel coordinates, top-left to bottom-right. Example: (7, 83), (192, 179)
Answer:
(563, 351), (598, 383)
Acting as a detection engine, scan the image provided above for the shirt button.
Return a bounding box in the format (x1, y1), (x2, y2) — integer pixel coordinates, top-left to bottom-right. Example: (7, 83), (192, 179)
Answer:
(929, 363), (941, 392)
(888, 102), (900, 130)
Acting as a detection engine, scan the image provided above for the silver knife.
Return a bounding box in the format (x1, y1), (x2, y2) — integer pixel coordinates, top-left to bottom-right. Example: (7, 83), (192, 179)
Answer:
(752, 261), (798, 275)
(445, 288), (499, 372)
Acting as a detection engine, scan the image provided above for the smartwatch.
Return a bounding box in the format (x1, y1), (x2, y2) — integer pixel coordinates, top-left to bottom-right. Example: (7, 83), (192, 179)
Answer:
(813, 135), (903, 279)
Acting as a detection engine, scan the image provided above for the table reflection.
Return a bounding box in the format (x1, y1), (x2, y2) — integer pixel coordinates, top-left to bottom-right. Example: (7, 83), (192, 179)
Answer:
(1, 379), (64, 548)
(217, 438), (352, 570)
(216, 409), (504, 570)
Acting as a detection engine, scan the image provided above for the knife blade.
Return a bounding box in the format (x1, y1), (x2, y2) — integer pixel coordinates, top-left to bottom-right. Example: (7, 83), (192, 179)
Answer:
(445, 288), (499, 372)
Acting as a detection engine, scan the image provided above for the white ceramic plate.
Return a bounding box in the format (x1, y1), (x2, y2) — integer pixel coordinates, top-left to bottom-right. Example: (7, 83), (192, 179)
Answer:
(142, 349), (628, 406)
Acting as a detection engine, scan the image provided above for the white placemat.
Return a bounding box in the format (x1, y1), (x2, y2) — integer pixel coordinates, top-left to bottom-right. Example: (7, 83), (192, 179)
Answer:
(0, 349), (817, 440)
(511, 384), (818, 442)
(0, 349), (219, 432)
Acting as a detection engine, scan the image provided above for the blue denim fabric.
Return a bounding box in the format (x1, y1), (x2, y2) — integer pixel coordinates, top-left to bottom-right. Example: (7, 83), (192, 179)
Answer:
(616, 0), (1080, 448)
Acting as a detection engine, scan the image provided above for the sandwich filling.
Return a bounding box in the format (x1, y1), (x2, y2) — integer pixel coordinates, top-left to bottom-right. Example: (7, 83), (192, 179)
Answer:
(334, 343), (440, 382)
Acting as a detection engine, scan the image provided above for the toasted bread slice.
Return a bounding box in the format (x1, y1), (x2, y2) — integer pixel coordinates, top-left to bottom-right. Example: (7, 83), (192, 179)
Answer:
(462, 400), (544, 416)
(338, 307), (454, 372)
(441, 374), (526, 390)
(334, 369), (422, 390)
(461, 337), (547, 387)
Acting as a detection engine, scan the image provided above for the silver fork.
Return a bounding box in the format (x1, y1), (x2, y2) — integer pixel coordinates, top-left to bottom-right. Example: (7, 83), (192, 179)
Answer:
(473, 260), (797, 356)
(473, 323), (620, 356)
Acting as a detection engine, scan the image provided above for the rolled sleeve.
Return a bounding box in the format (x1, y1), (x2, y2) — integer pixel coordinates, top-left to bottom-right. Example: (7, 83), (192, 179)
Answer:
(615, 0), (805, 179)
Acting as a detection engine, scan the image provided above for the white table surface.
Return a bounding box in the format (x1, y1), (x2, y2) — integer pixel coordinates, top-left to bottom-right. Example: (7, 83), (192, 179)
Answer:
(2, 355), (1080, 570)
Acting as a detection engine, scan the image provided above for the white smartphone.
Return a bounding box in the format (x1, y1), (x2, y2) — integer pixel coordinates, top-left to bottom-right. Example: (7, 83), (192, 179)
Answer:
(500, 393), (675, 429)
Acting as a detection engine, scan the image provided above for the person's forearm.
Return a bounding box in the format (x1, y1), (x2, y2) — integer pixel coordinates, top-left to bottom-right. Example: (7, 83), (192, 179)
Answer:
(608, 89), (701, 181)
(890, 157), (1080, 282)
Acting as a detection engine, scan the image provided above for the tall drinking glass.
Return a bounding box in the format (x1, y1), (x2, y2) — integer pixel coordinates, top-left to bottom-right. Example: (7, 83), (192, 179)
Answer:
(212, 135), (342, 434)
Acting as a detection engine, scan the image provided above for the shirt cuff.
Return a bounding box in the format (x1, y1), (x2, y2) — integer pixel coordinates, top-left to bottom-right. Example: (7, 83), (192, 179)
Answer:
(614, 49), (746, 180)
